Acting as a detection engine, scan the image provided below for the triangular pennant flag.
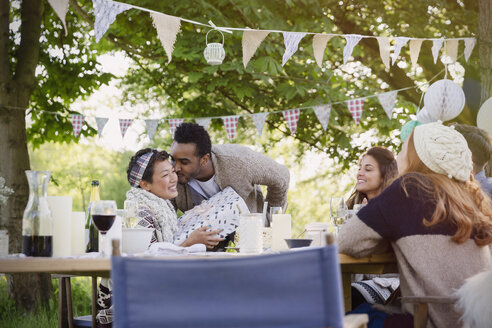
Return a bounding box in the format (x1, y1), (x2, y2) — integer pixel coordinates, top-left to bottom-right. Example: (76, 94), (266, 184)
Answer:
(313, 104), (331, 131)
(119, 119), (132, 138)
(409, 39), (423, 67)
(377, 37), (391, 69)
(282, 109), (300, 134)
(282, 32), (306, 66)
(47, 0), (69, 36)
(168, 118), (184, 137)
(391, 37), (410, 65)
(343, 34), (363, 64)
(71, 115), (84, 138)
(93, 0), (132, 42)
(242, 30), (270, 68)
(150, 12), (181, 64)
(145, 119), (159, 140)
(221, 116), (239, 141)
(445, 40), (459, 62)
(251, 113), (269, 137)
(312, 34), (333, 68)
(346, 98), (365, 124)
(377, 91), (398, 119)
(464, 38), (476, 62)
(431, 39), (444, 64)
(95, 117), (109, 137)
(195, 117), (212, 130)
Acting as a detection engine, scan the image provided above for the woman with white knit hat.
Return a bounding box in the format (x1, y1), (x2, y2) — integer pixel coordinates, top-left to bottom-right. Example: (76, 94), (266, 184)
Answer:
(339, 122), (492, 328)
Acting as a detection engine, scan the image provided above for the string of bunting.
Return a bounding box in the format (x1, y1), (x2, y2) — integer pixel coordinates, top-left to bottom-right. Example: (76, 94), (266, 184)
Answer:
(47, 0), (477, 69)
(66, 85), (412, 142)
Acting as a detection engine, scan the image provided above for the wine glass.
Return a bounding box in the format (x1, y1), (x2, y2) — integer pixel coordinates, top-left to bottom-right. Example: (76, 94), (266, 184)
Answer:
(91, 200), (117, 257)
(330, 197), (347, 234)
(123, 200), (140, 228)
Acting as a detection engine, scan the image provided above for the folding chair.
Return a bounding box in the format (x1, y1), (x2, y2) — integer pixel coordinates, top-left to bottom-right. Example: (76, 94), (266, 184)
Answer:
(111, 237), (367, 328)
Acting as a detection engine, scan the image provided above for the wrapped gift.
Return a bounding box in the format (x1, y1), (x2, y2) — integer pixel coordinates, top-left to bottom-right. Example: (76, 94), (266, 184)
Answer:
(174, 187), (249, 245)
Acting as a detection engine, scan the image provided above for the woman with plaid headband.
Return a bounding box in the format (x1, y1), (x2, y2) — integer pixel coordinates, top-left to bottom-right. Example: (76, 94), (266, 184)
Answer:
(96, 148), (223, 327)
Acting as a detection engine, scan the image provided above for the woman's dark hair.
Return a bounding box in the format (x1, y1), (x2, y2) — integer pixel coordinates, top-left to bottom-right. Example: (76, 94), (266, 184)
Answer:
(174, 122), (212, 157)
(127, 148), (170, 187)
(346, 146), (398, 209)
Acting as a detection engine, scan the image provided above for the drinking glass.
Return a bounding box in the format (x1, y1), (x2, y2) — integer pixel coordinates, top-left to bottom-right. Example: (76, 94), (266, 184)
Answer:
(330, 197), (348, 234)
(91, 200), (117, 257)
(123, 200), (140, 228)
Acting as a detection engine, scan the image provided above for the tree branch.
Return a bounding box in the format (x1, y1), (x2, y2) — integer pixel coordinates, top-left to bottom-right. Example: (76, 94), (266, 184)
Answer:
(0, 0), (10, 84)
(14, 0), (42, 96)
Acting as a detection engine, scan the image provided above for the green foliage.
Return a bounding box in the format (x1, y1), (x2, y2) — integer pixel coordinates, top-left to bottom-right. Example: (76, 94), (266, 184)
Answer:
(29, 142), (133, 210)
(0, 276), (92, 328)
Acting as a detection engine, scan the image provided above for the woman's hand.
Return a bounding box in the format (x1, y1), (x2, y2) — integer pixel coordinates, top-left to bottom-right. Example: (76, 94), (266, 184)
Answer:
(181, 226), (225, 249)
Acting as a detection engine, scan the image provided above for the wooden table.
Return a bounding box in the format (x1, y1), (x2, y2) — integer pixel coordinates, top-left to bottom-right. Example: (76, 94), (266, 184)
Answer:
(0, 252), (397, 323)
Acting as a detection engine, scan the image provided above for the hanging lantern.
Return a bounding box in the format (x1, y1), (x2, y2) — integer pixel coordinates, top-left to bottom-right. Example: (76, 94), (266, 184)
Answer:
(204, 29), (225, 65)
(416, 107), (437, 124)
(477, 97), (492, 135)
(423, 79), (465, 122)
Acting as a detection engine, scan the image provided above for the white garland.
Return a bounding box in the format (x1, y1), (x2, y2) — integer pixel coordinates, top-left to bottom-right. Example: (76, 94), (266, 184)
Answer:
(0, 177), (14, 206)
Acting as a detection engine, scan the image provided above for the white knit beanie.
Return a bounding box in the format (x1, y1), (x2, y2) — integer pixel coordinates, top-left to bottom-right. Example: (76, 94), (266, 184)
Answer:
(413, 122), (473, 182)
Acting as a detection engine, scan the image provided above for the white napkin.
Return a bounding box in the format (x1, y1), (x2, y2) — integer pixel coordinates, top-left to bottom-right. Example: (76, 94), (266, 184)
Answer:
(145, 242), (206, 256)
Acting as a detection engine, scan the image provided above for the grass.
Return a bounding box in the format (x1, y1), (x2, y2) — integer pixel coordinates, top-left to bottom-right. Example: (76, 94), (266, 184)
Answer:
(0, 275), (93, 328)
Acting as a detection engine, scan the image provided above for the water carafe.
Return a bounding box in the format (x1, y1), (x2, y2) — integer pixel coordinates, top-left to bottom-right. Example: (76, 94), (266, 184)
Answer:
(22, 170), (53, 257)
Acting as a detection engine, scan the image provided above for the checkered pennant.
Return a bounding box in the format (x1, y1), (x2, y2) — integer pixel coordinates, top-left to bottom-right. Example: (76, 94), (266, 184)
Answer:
(251, 113), (269, 137)
(119, 119), (133, 138)
(71, 115), (84, 138)
(282, 109), (300, 135)
(95, 117), (109, 137)
(377, 91), (398, 119)
(346, 98), (365, 124)
(168, 119), (184, 137)
(221, 116), (239, 141)
(313, 104), (331, 131)
(145, 119), (159, 140)
(195, 117), (212, 130)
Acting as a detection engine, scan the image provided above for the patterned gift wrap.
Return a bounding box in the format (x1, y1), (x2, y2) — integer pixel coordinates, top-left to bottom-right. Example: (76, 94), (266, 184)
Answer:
(174, 187), (250, 245)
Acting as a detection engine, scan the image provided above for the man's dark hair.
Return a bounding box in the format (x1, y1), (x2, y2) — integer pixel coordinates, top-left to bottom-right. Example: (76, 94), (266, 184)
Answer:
(453, 123), (492, 168)
(174, 122), (212, 157)
(127, 148), (170, 186)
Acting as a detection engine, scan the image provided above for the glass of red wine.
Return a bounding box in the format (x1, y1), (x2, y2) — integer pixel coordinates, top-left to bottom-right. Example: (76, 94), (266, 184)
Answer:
(91, 200), (117, 257)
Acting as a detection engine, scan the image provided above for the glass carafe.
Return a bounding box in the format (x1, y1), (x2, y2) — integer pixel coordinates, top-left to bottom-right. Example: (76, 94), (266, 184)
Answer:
(22, 170), (53, 257)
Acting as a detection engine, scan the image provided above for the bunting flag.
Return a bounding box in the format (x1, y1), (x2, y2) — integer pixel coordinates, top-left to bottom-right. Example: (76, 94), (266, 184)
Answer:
(343, 34), (363, 65)
(464, 38), (476, 62)
(222, 116), (239, 141)
(150, 12), (181, 63)
(71, 115), (84, 138)
(409, 39), (423, 67)
(377, 91), (398, 119)
(251, 112), (269, 137)
(346, 99), (364, 124)
(313, 104), (331, 131)
(93, 0), (132, 42)
(47, 0), (69, 35)
(282, 109), (300, 134)
(312, 34), (333, 68)
(145, 119), (159, 140)
(95, 117), (109, 137)
(377, 37), (391, 69)
(281, 32), (306, 66)
(195, 117), (212, 130)
(392, 37), (410, 65)
(445, 40), (459, 62)
(242, 30), (270, 68)
(119, 119), (133, 138)
(431, 39), (444, 64)
(169, 118), (184, 137)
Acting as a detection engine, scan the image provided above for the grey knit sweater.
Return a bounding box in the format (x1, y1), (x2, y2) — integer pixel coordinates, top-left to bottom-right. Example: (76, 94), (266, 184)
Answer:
(173, 144), (290, 213)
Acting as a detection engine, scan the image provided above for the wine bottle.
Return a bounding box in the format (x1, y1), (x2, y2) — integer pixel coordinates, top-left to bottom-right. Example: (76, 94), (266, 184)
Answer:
(85, 180), (100, 252)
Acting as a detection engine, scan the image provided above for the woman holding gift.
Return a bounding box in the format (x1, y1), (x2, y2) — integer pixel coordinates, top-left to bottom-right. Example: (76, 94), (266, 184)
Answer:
(339, 122), (492, 327)
(96, 148), (223, 327)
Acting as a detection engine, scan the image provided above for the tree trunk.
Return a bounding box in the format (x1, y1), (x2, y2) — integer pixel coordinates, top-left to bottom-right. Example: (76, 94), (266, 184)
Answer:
(478, 0), (492, 177)
(0, 0), (53, 312)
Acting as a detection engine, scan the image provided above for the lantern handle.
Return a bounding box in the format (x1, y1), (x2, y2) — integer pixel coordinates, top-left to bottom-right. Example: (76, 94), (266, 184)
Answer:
(206, 29), (224, 45)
